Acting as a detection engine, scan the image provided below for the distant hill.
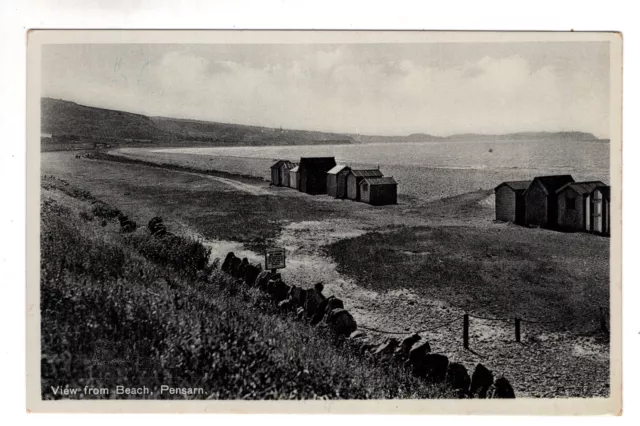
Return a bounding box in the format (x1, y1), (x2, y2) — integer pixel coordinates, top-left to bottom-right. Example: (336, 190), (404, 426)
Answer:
(41, 98), (605, 148)
(41, 98), (354, 146)
(351, 131), (603, 143)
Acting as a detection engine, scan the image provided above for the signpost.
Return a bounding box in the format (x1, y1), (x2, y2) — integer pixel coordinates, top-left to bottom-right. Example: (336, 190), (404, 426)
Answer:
(265, 247), (286, 273)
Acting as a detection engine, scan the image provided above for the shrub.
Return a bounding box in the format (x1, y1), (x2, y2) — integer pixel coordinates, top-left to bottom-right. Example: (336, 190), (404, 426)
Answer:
(91, 202), (122, 220)
(125, 233), (211, 275)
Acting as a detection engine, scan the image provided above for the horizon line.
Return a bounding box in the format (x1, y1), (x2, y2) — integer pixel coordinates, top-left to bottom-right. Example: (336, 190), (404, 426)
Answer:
(40, 96), (608, 140)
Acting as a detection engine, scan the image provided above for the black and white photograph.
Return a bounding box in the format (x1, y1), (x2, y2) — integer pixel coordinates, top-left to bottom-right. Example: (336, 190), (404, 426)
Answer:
(26, 30), (622, 414)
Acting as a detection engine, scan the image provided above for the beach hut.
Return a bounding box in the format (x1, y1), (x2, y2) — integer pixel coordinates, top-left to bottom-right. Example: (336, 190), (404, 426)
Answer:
(494, 180), (531, 225)
(282, 162), (298, 187)
(326, 165), (351, 198)
(346, 169), (384, 201)
(587, 185), (610, 236)
(288, 166), (300, 189)
(298, 157), (337, 194)
(556, 181), (607, 232)
(270, 160), (295, 186)
(360, 177), (398, 205)
(524, 175), (575, 229)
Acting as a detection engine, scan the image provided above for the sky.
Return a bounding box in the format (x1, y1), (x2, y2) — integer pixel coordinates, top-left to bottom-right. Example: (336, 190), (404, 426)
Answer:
(41, 42), (611, 138)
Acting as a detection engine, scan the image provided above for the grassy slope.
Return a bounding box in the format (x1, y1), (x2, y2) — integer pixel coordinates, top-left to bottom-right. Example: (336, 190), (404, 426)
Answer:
(41, 98), (353, 146)
(41, 178), (450, 400)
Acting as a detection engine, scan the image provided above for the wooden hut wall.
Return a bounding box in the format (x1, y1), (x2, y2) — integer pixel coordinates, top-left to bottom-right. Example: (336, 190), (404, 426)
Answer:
(369, 185), (397, 205)
(495, 186), (517, 222)
(289, 169), (299, 189)
(271, 168), (280, 186)
(524, 180), (550, 227)
(557, 189), (586, 231)
(346, 173), (360, 200)
(590, 188), (609, 235)
(281, 165), (291, 188)
(336, 169), (350, 199)
(326, 174), (339, 198)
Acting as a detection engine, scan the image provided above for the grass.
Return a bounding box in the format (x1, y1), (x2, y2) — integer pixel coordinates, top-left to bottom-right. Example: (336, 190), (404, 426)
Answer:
(326, 225), (609, 333)
(40, 179), (451, 400)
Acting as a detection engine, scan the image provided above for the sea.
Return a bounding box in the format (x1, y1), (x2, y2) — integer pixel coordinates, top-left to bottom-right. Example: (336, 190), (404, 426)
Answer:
(145, 140), (610, 202)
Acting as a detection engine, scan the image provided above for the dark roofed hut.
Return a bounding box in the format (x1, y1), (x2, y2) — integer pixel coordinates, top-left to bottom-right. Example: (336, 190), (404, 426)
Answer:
(346, 169), (383, 201)
(360, 177), (398, 205)
(270, 160), (295, 187)
(298, 157), (337, 194)
(524, 175), (575, 229)
(326, 165), (351, 198)
(494, 180), (531, 225)
(556, 181), (607, 232)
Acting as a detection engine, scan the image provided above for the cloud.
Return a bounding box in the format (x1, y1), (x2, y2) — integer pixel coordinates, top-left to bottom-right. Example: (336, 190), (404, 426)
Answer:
(42, 45), (610, 138)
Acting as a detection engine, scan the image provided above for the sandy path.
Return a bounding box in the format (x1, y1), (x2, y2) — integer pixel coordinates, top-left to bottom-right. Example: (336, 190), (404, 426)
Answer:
(176, 170), (268, 195)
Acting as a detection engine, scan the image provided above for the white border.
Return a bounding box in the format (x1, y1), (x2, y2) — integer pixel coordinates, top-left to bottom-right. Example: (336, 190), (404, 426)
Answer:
(1, 0), (638, 424)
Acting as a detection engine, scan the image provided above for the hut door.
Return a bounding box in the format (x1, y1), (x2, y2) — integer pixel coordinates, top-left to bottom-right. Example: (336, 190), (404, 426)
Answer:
(592, 192), (603, 234)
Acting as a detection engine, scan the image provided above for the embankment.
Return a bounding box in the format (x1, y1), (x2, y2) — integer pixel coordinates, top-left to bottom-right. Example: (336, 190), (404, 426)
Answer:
(40, 176), (454, 400)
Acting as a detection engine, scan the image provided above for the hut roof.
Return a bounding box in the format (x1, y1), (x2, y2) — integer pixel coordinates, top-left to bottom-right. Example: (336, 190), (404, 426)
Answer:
(362, 177), (397, 186)
(299, 157), (337, 170)
(351, 169), (384, 178)
(271, 160), (295, 169)
(556, 181), (607, 195)
(327, 165), (350, 175)
(289, 166), (299, 173)
(494, 180), (532, 192)
(529, 175), (575, 195)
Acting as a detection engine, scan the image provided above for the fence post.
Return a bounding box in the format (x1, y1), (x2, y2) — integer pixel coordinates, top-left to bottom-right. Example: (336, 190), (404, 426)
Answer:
(599, 307), (608, 332)
(463, 314), (469, 349)
(515, 318), (521, 343)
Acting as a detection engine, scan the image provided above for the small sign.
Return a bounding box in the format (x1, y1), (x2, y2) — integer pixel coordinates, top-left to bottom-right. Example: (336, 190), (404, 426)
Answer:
(265, 248), (286, 270)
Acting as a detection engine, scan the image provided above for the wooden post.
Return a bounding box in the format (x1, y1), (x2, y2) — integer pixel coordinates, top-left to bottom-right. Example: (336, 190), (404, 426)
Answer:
(463, 314), (469, 349)
(599, 307), (608, 332)
(515, 318), (521, 343)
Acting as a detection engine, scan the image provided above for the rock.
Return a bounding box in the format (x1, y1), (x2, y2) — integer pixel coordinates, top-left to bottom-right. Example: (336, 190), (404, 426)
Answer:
(229, 257), (242, 278)
(397, 333), (421, 356)
(277, 299), (293, 310)
(221, 252), (236, 273)
(373, 338), (399, 358)
(490, 377), (515, 399)
(211, 257), (221, 270)
(470, 363), (494, 398)
(243, 263), (261, 286)
(424, 353), (449, 383)
(119, 216), (137, 233)
(408, 340), (431, 365)
(267, 277), (290, 302)
(254, 270), (272, 290)
(236, 258), (249, 279)
(288, 285), (307, 308)
(325, 308), (357, 336)
(360, 341), (377, 355)
(349, 330), (367, 340)
(312, 295), (345, 325)
(447, 362), (470, 396)
(304, 287), (326, 318)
